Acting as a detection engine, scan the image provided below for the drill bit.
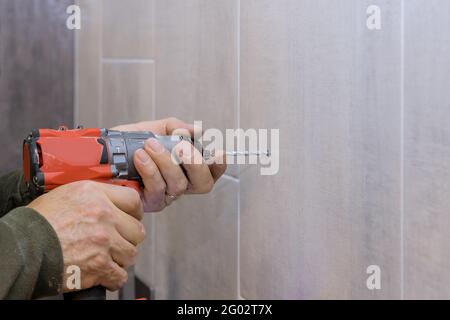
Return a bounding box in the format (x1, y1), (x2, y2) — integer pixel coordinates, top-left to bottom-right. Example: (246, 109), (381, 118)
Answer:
(202, 149), (271, 161)
(226, 150), (271, 157)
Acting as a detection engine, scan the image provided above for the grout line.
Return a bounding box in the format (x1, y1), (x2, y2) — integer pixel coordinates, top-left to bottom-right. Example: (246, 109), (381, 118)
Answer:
(98, 1), (104, 127)
(150, 0), (156, 292)
(102, 58), (156, 64)
(73, 2), (79, 128)
(152, 64), (156, 120)
(236, 0), (241, 300)
(151, 0), (156, 122)
(400, 0), (405, 300)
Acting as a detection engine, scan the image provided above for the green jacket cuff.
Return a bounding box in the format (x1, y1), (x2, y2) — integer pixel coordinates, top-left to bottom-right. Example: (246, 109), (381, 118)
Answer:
(0, 171), (34, 218)
(0, 207), (64, 299)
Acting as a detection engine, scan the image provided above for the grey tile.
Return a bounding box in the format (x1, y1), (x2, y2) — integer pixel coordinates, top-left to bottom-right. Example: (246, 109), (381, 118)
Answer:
(101, 62), (154, 128)
(240, 0), (402, 299)
(0, 0), (74, 176)
(404, 0), (450, 299)
(154, 0), (238, 176)
(75, 0), (102, 128)
(102, 0), (154, 59)
(152, 177), (238, 299)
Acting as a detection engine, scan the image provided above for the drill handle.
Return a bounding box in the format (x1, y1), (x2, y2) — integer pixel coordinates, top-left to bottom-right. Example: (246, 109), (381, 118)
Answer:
(63, 286), (106, 300)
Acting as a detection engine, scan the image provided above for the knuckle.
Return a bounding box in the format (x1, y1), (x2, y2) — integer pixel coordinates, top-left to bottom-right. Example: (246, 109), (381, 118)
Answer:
(126, 246), (138, 263)
(77, 180), (97, 193)
(90, 227), (111, 246)
(104, 268), (128, 291)
(128, 223), (145, 245)
(174, 179), (188, 194)
(88, 203), (110, 220)
(112, 265), (128, 284)
(155, 182), (166, 195)
(92, 253), (109, 270)
(131, 245), (139, 258)
(120, 272), (129, 287)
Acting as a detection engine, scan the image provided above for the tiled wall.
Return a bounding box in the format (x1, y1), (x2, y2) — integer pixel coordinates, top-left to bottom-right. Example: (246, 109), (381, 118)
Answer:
(75, 0), (450, 299)
(0, 0), (73, 176)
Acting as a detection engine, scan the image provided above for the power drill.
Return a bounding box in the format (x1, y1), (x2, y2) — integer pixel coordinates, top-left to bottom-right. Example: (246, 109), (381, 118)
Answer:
(22, 126), (205, 300)
(22, 125), (268, 300)
(22, 126), (204, 198)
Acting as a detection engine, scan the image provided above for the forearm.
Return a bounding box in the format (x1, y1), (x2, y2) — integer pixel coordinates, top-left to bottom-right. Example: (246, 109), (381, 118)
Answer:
(0, 171), (34, 218)
(0, 207), (64, 299)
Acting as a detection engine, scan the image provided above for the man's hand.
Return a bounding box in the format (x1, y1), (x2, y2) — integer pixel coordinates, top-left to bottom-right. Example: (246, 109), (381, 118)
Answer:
(27, 181), (145, 292)
(112, 117), (227, 212)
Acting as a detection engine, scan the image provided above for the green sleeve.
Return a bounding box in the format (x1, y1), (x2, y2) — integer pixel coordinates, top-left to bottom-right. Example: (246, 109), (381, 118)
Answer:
(0, 171), (34, 218)
(0, 207), (64, 299)
(0, 172), (64, 299)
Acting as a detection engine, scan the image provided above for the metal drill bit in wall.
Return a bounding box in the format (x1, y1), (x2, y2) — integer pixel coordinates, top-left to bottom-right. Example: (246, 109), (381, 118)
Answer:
(203, 149), (271, 161)
(226, 150), (271, 157)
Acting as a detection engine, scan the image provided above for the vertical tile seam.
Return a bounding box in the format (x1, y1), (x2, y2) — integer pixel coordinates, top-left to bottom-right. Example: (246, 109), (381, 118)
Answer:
(150, 0), (157, 293)
(236, 0), (241, 300)
(400, 0), (405, 300)
(151, 0), (156, 122)
(73, 0), (79, 127)
(99, 0), (104, 127)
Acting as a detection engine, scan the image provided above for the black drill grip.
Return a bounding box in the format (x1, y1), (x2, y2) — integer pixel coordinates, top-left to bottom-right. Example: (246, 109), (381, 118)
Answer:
(64, 286), (106, 300)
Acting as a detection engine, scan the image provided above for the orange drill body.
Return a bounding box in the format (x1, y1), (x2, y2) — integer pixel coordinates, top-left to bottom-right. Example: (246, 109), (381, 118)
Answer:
(23, 126), (191, 197)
